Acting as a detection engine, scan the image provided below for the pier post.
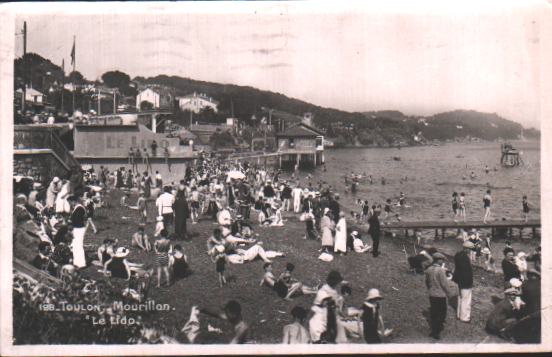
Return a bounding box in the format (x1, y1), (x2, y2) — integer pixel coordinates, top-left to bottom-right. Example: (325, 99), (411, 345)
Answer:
(519, 228), (523, 240)
(508, 228), (513, 239)
(314, 153), (317, 166)
(404, 229), (408, 238)
(279, 154), (282, 169)
(532, 227), (536, 239)
(441, 229), (445, 240)
(491, 227), (495, 239)
(434, 229), (439, 240)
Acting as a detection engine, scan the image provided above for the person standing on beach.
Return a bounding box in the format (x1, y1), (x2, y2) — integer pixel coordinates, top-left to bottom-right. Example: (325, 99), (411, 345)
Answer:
(459, 192), (466, 222)
(453, 241), (474, 323)
(334, 212), (347, 255)
(522, 195), (531, 222)
(425, 253), (454, 340)
(452, 192), (459, 222)
(483, 190), (492, 223)
(368, 210), (381, 257)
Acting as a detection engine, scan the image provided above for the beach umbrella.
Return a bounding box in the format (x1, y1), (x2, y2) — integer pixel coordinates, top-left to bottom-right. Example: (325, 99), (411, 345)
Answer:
(226, 170), (245, 180)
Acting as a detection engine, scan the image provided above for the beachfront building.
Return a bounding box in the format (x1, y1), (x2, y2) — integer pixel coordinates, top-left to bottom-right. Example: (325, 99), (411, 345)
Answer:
(177, 92), (219, 113)
(73, 119), (193, 181)
(136, 87), (174, 110)
(275, 122), (325, 168)
(16, 86), (46, 106)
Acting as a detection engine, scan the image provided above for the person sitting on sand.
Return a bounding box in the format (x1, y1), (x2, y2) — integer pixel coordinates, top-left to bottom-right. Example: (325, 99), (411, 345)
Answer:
(199, 300), (250, 344)
(275, 263), (318, 301)
(95, 238), (117, 266)
(282, 306), (311, 344)
(104, 247), (148, 280)
(231, 214), (253, 238)
(131, 224), (151, 252)
(260, 262), (277, 288)
(351, 231), (371, 253)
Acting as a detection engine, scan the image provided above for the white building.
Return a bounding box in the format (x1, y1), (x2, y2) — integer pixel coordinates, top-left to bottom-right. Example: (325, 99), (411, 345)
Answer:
(16, 87), (46, 105)
(177, 92), (219, 113)
(136, 87), (173, 110)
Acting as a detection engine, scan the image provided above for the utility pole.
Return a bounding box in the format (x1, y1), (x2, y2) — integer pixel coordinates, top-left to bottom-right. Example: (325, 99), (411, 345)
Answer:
(113, 89), (116, 114)
(22, 21), (27, 113)
(97, 88), (101, 115)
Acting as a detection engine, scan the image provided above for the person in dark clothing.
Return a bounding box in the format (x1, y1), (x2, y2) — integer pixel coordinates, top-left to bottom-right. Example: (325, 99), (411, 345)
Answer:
(502, 251), (521, 287)
(173, 189), (190, 240)
(514, 269), (541, 343)
(32, 241), (58, 276)
(151, 140), (158, 157)
(453, 241), (474, 322)
(361, 289), (390, 343)
(329, 195), (340, 221)
(263, 180), (276, 200)
(116, 168), (124, 188)
(368, 212), (381, 257)
(231, 215), (253, 238)
(486, 288), (523, 340)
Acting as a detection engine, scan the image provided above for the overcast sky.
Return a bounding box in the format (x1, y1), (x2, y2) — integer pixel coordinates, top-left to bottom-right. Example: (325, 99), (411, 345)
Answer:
(13, 1), (548, 129)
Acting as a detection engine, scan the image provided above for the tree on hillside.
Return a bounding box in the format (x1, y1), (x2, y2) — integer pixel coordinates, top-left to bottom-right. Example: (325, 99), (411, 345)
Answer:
(101, 71), (137, 96)
(68, 71), (85, 84)
(102, 71), (130, 88)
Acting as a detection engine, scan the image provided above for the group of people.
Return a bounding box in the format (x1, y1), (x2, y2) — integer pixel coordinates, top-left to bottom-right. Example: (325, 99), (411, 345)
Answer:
(13, 148), (542, 345)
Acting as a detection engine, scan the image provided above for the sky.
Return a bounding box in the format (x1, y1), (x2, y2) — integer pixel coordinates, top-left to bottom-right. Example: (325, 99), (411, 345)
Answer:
(13, 1), (548, 129)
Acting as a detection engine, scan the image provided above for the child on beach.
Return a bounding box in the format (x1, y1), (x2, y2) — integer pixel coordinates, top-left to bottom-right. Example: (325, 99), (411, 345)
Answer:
(213, 244), (227, 287)
(282, 306), (311, 344)
(260, 262), (276, 288)
(131, 224), (151, 252)
(153, 229), (172, 287)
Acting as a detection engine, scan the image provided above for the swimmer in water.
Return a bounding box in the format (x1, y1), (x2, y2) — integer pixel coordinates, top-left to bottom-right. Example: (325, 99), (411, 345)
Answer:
(459, 192), (466, 222)
(384, 199), (393, 219)
(398, 192), (407, 207)
(485, 165), (490, 174)
(470, 171), (476, 180)
(381, 177), (386, 185)
(369, 175), (373, 185)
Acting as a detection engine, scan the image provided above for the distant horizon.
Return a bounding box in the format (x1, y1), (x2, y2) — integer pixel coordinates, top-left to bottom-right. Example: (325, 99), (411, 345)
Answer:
(13, 1), (546, 130)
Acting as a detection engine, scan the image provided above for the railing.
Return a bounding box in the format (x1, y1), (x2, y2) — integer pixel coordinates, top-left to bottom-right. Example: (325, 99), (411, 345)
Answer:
(14, 126), (80, 169)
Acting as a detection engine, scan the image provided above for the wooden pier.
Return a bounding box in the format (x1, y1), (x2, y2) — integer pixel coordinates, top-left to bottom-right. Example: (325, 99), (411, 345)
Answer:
(382, 219), (541, 239)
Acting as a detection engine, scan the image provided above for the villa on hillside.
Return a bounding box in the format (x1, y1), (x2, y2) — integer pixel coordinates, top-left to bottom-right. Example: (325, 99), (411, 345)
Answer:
(136, 87), (174, 110)
(177, 92), (219, 113)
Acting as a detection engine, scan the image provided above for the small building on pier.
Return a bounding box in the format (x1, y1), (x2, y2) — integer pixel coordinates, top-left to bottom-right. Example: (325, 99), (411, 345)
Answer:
(275, 122), (325, 168)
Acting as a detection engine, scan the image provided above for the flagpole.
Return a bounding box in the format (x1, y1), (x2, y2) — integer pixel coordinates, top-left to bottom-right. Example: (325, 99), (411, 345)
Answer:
(72, 35), (76, 73)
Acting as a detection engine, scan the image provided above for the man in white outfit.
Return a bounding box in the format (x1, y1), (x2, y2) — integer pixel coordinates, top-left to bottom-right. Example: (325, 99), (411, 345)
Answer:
(69, 195), (87, 268)
(292, 185), (303, 213)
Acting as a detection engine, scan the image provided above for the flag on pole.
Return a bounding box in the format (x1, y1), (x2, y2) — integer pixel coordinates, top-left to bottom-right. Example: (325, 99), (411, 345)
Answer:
(70, 37), (75, 66)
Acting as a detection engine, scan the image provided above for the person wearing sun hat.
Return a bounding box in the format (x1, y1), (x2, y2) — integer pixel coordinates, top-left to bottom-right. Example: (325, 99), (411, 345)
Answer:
(361, 288), (392, 343)
(453, 240), (474, 323)
(425, 252), (455, 339)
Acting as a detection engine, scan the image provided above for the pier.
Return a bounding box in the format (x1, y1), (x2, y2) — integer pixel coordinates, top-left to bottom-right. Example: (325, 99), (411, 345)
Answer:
(383, 219), (541, 239)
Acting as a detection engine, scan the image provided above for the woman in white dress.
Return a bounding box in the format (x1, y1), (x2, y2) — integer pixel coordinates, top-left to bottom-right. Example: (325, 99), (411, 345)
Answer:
(320, 208), (335, 253)
(334, 212), (347, 255)
(55, 180), (71, 214)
